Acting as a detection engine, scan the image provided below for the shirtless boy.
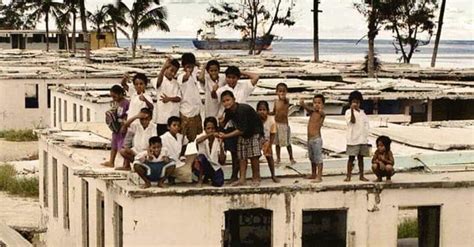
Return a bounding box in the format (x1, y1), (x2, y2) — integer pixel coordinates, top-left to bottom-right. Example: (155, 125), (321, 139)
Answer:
(300, 94), (326, 182)
(274, 83), (296, 164)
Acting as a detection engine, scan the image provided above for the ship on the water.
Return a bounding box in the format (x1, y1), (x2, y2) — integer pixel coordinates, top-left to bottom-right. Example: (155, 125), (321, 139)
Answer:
(192, 25), (274, 50)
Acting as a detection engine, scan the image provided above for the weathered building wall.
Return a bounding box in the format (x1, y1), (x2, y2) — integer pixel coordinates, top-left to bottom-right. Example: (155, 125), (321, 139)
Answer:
(0, 78), (113, 130)
(39, 134), (474, 247)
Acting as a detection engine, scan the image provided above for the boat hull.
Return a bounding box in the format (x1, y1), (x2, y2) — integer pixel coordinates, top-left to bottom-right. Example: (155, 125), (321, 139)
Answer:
(192, 36), (273, 50)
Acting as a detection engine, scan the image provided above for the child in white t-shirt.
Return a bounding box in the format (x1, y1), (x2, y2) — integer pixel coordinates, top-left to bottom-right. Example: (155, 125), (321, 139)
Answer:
(118, 108), (157, 170)
(193, 117), (225, 187)
(121, 73), (153, 119)
(133, 136), (175, 188)
(344, 90), (369, 182)
(155, 57), (181, 136)
(198, 60), (226, 118)
(160, 116), (193, 183)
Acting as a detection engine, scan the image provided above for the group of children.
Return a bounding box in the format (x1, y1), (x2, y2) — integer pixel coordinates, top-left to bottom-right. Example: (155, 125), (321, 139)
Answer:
(103, 52), (395, 188)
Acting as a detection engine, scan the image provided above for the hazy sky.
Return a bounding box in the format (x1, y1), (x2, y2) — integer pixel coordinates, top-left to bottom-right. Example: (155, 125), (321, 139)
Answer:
(4, 0), (474, 40)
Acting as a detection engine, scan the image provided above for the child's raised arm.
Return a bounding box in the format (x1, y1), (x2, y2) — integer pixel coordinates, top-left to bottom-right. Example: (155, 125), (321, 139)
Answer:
(157, 57), (172, 88)
(299, 99), (313, 113)
(241, 71), (259, 86)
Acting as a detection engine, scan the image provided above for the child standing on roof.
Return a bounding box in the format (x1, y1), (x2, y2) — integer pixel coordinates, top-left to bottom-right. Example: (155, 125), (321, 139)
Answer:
(215, 66), (260, 183)
(178, 53), (203, 142)
(273, 83), (296, 165)
(102, 85), (129, 168)
(120, 73), (154, 119)
(372, 135), (395, 183)
(133, 136), (175, 188)
(344, 90), (369, 182)
(198, 60), (226, 118)
(300, 94), (326, 182)
(155, 57), (181, 136)
(193, 117), (225, 187)
(218, 90), (264, 187)
(256, 101), (280, 183)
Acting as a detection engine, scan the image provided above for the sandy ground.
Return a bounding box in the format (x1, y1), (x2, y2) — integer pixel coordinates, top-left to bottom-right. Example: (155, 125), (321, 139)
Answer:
(0, 192), (41, 230)
(0, 139), (38, 162)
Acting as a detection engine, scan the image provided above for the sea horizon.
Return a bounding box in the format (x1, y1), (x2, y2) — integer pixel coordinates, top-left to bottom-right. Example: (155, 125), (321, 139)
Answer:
(118, 38), (474, 69)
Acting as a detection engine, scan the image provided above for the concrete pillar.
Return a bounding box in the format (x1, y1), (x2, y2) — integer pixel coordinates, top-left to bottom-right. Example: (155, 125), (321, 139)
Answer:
(373, 99), (379, 115)
(427, 99), (433, 122)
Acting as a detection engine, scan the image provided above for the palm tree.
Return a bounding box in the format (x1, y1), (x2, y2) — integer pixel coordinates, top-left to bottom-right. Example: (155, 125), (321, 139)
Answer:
(27, 0), (65, 52)
(104, 2), (130, 48)
(87, 6), (110, 49)
(64, 0), (79, 53)
(55, 8), (72, 51)
(125, 0), (169, 58)
(79, 0), (90, 62)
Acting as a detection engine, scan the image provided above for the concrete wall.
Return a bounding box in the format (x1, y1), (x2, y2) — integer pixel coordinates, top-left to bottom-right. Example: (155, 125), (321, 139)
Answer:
(0, 78), (114, 130)
(39, 137), (474, 247)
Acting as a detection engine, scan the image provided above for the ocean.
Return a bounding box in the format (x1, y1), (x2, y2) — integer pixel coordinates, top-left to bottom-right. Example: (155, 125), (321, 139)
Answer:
(119, 38), (474, 69)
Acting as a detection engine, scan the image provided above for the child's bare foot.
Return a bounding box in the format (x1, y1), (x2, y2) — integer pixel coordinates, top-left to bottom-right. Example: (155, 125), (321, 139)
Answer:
(373, 177), (382, 182)
(227, 178), (238, 184)
(290, 159), (297, 165)
(275, 158), (281, 164)
(343, 177), (351, 182)
(157, 182), (168, 188)
(115, 166), (131, 171)
(312, 177), (322, 183)
(140, 182), (151, 189)
(271, 176), (280, 183)
(305, 174), (317, 179)
(197, 182), (203, 188)
(251, 179), (260, 187)
(101, 161), (114, 168)
(386, 178), (392, 183)
(231, 180), (246, 187)
(359, 176), (369, 182)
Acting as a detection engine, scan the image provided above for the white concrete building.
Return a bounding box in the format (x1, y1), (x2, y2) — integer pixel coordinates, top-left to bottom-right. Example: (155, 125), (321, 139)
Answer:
(38, 130), (474, 247)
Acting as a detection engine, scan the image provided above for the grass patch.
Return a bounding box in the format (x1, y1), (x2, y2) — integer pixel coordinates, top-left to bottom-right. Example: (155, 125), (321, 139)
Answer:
(398, 218), (418, 239)
(0, 164), (39, 197)
(0, 129), (38, 142)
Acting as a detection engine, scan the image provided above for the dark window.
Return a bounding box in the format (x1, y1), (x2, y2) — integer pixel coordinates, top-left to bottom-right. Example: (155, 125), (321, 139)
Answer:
(97, 190), (105, 247)
(43, 151), (48, 208)
(63, 165), (69, 229)
(25, 84), (39, 108)
(52, 157), (58, 218)
(114, 202), (123, 247)
(82, 180), (89, 247)
(398, 206), (440, 247)
(224, 208), (272, 247)
(0, 36), (10, 43)
(302, 210), (347, 247)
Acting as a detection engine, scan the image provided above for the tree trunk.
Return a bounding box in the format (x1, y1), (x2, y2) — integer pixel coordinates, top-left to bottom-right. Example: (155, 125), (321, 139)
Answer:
(431, 0), (446, 67)
(65, 33), (69, 52)
(313, 0), (319, 62)
(72, 11), (76, 53)
(45, 13), (50, 52)
(79, 0), (90, 62)
(367, 8), (377, 78)
(113, 24), (120, 48)
(132, 30), (138, 58)
(368, 37), (375, 77)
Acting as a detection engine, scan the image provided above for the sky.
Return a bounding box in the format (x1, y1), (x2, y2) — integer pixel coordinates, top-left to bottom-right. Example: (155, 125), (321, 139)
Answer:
(4, 0), (474, 40)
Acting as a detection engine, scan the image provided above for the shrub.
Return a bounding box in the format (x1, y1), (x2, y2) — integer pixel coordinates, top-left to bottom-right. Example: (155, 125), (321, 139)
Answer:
(0, 129), (38, 142)
(0, 164), (39, 197)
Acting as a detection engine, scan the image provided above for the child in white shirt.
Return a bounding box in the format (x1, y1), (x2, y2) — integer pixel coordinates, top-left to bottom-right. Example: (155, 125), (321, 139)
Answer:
(118, 108), (157, 170)
(121, 73), (154, 119)
(198, 60), (226, 118)
(193, 117), (225, 187)
(155, 57), (181, 136)
(178, 53), (203, 142)
(133, 136), (175, 188)
(160, 116), (193, 183)
(344, 91), (369, 182)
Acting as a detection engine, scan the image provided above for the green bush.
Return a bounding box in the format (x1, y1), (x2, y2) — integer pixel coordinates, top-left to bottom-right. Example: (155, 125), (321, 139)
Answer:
(398, 218), (418, 238)
(0, 164), (39, 197)
(0, 129), (38, 142)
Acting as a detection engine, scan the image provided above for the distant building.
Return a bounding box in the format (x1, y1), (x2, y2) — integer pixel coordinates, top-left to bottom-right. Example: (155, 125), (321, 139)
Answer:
(0, 30), (115, 50)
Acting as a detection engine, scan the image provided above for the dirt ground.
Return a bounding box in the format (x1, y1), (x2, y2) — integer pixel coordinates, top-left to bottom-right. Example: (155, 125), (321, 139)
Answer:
(0, 139), (38, 162)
